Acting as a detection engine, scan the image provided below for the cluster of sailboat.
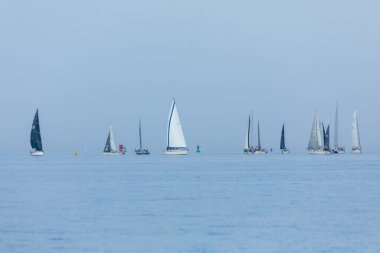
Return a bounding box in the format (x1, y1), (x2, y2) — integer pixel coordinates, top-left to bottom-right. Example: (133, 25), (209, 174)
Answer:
(306, 102), (361, 154)
(30, 100), (362, 156)
(243, 102), (361, 155)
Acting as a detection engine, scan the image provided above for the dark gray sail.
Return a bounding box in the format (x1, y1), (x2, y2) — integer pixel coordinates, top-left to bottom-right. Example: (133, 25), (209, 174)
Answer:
(280, 124), (285, 150)
(323, 124), (330, 151)
(30, 109), (43, 151)
(103, 132), (112, 153)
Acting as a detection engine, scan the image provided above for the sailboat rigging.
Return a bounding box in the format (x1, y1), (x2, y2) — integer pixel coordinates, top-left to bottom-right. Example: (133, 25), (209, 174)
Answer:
(135, 118), (150, 155)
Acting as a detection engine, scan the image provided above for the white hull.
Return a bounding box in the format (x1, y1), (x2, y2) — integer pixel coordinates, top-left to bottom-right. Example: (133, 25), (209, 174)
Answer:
(281, 150), (289, 154)
(31, 151), (44, 156)
(352, 149), (362, 154)
(164, 149), (188, 155)
(253, 150), (267, 155)
(308, 150), (329, 155)
(103, 152), (119, 156)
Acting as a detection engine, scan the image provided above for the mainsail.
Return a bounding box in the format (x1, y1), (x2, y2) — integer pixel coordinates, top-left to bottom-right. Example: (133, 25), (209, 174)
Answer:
(167, 100), (187, 149)
(308, 112), (324, 150)
(30, 109), (43, 152)
(324, 124), (330, 151)
(352, 111), (361, 150)
(280, 124), (285, 150)
(244, 115), (251, 150)
(104, 126), (117, 153)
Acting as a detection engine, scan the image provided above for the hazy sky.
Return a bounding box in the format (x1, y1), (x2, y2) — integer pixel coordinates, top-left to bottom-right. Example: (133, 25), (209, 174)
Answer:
(0, 0), (379, 153)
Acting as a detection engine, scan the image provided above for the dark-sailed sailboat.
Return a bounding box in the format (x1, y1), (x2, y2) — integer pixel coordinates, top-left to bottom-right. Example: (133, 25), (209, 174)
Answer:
(244, 114), (253, 154)
(280, 124), (289, 154)
(103, 126), (118, 155)
(135, 118), (150, 155)
(30, 109), (44, 156)
(323, 123), (331, 154)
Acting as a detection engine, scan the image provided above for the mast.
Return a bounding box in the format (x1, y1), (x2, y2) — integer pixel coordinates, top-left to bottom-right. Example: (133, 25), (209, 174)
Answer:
(139, 118), (143, 149)
(30, 109), (43, 152)
(334, 101), (339, 148)
(280, 124), (285, 150)
(257, 121), (261, 149)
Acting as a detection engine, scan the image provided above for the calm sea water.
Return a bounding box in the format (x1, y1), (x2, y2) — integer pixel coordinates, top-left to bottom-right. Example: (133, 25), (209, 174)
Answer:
(1, 152), (380, 252)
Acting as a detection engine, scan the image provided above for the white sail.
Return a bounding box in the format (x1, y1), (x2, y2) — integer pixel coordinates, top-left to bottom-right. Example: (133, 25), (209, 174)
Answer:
(308, 111), (324, 150)
(109, 126), (117, 152)
(352, 111), (361, 151)
(167, 100), (187, 149)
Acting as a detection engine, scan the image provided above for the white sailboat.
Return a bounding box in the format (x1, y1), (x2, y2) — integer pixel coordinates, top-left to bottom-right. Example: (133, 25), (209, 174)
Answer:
(103, 126), (118, 155)
(351, 110), (362, 154)
(164, 99), (188, 155)
(253, 121), (268, 154)
(308, 111), (328, 154)
(332, 101), (345, 154)
(30, 109), (44, 156)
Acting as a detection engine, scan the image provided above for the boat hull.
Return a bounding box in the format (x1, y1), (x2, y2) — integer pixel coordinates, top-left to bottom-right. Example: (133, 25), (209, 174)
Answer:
(352, 149), (362, 154)
(31, 151), (44, 156)
(253, 150), (268, 155)
(103, 152), (119, 156)
(281, 150), (289, 154)
(164, 149), (188, 155)
(308, 150), (329, 155)
(135, 149), (150, 155)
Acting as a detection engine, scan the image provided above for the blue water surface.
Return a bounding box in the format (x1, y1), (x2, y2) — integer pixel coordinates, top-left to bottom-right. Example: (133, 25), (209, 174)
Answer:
(1, 152), (379, 252)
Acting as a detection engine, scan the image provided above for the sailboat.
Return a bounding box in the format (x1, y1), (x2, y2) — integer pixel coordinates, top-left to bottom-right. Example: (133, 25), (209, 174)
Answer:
(30, 109), (44, 156)
(253, 121), (268, 154)
(135, 118), (150, 155)
(103, 126), (118, 155)
(244, 114), (253, 154)
(332, 101), (345, 154)
(164, 99), (188, 155)
(280, 124), (289, 154)
(323, 123), (332, 154)
(351, 110), (362, 154)
(308, 111), (327, 154)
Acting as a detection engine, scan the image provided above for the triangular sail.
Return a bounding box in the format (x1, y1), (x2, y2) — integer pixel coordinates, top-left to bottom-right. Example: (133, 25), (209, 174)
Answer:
(30, 109), (43, 151)
(324, 124), (330, 151)
(352, 111), (361, 149)
(104, 126), (117, 153)
(244, 115), (251, 149)
(280, 124), (285, 150)
(167, 100), (187, 149)
(308, 111), (324, 150)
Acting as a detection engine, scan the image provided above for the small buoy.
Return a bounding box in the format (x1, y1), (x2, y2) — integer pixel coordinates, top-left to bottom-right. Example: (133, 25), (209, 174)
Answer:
(72, 151), (78, 156)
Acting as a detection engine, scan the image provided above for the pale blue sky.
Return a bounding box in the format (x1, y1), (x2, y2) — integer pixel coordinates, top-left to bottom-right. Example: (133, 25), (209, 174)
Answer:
(0, 0), (379, 153)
